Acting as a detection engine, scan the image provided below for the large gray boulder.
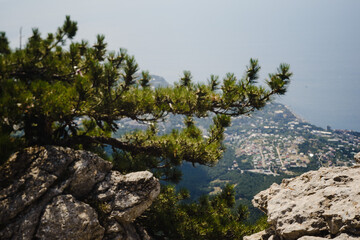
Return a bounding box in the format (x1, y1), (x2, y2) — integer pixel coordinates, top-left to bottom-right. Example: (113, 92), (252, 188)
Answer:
(0, 146), (160, 240)
(36, 194), (105, 240)
(245, 165), (360, 240)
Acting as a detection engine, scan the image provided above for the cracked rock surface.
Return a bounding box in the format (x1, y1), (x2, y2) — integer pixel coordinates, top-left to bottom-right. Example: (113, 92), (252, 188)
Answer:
(0, 146), (160, 240)
(245, 165), (360, 240)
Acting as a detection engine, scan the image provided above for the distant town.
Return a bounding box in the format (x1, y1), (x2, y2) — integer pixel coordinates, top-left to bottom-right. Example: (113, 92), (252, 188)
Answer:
(223, 103), (360, 175)
(114, 101), (360, 176)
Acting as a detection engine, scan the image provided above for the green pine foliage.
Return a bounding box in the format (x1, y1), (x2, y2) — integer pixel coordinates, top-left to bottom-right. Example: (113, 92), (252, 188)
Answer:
(138, 184), (268, 240)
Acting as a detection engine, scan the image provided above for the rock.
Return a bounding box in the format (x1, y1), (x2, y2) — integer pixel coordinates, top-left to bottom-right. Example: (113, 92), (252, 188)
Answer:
(298, 233), (359, 240)
(0, 146), (160, 240)
(36, 194), (105, 240)
(243, 230), (267, 240)
(0, 146), (75, 225)
(0, 179), (71, 240)
(68, 150), (112, 198)
(91, 170), (160, 239)
(354, 152), (360, 164)
(246, 166), (360, 240)
(92, 171), (160, 222)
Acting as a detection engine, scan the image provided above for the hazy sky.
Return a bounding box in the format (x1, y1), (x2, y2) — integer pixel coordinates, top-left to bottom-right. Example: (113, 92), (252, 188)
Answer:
(1, 0), (359, 131)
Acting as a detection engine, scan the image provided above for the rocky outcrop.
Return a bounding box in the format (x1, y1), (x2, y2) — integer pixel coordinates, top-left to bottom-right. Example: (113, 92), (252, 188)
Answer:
(36, 194), (105, 240)
(0, 146), (160, 240)
(355, 152), (360, 164)
(245, 165), (360, 240)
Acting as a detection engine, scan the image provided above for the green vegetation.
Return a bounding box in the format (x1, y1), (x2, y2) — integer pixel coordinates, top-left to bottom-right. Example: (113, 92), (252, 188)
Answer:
(0, 16), (292, 239)
(177, 102), (360, 223)
(138, 184), (268, 240)
(179, 147), (287, 223)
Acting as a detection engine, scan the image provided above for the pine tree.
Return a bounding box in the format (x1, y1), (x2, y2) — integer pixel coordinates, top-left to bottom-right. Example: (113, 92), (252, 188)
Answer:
(0, 16), (292, 181)
(138, 184), (267, 239)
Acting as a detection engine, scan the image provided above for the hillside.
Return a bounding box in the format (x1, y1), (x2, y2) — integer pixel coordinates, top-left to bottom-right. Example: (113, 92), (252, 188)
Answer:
(116, 101), (359, 173)
(114, 100), (360, 222)
(178, 102), (360, 221)
(149, 75), (170, 88)
(110, 76), (360, 222)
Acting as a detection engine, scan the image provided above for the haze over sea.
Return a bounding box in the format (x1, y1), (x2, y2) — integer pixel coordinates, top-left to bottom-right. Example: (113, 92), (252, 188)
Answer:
(1, 0), (359, 131)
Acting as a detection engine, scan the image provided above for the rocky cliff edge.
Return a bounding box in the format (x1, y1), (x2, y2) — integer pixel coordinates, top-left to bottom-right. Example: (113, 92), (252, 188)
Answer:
(0, 146), (160, 240)
(245, 163), (360, 240)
